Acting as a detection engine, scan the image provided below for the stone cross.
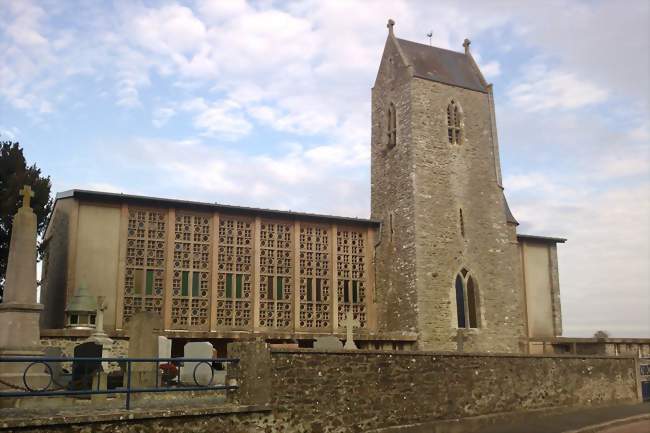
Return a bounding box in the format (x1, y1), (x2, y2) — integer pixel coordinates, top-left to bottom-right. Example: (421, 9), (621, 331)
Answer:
(342, 311), (360, 350)
(19, 185), (34, 209)
(463, 38), (472, 54)
(95, 296), (107, 336)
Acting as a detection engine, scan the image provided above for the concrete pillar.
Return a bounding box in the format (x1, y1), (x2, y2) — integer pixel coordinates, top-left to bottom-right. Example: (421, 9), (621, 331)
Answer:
(226, 340), (271, 406)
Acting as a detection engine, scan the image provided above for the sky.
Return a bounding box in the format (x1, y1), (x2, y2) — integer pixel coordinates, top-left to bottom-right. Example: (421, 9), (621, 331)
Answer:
(1, 0), (648, 338)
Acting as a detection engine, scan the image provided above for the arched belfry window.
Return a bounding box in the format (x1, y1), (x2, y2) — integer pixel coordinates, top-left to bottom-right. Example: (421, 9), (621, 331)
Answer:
(455, 268), (479, 328)
(387, 102), (397, 148)
(447, 100), (462, 144)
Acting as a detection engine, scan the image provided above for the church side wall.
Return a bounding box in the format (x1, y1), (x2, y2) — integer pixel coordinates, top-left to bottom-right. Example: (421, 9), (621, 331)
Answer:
(410, 79), (526, 352)
(50, 198), (379, 339)
(371, 37), (418, 335)
(39, 199), (73, 329)
(73, 202), (122, 330)
(520, 240), (559, 338)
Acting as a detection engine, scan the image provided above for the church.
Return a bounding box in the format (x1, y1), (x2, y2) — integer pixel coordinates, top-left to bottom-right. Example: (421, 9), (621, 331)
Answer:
(39, 20), (566, 355)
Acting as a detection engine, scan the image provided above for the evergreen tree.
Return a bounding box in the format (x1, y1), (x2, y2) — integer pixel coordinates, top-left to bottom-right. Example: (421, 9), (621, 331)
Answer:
(0, 140), (52, 301)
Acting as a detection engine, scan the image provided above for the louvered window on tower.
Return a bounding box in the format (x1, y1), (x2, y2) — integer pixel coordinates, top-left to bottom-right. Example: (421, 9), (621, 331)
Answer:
(447, 100), (462, 144)
(387, 102), (397, 148)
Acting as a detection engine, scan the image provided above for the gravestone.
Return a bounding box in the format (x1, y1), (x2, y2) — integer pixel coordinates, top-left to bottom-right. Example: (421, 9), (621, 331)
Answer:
(314, 336), (343, 350)
(158, 336), (172, 359)
(71, 341), (102, 390)
(126, 311), (162, 389)
(181, 342), (214, 386)
(43, 347), (70, 389)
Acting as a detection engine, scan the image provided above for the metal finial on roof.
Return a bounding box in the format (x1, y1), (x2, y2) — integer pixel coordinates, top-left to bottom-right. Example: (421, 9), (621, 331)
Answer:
(387, 19), (395, 35)
(427, 31), (433, 46)
(463, 38), (471, 54)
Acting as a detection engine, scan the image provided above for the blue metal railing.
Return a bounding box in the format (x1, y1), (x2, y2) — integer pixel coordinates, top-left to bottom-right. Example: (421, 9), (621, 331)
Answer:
(0, 356), (239, 409)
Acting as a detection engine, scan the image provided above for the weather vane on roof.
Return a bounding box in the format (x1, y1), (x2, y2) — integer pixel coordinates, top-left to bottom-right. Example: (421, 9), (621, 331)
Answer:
(427, 31), (433, 46)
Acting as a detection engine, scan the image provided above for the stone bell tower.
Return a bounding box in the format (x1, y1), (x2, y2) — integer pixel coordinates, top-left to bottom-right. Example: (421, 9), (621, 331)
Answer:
(371, 20), (526, 352)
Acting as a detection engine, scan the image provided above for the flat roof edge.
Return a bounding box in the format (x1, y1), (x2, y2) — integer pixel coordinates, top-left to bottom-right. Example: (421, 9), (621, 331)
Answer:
(517, 233), (567, 244)
(59, 189), (381, 226)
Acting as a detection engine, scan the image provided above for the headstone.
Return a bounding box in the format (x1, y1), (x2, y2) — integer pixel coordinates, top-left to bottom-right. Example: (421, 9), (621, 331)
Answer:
(0, 185), (46, 391)
(126, 311), (162, 389)
(314, 336), (343, 350)
(71, 341), (102, 390)
(158, 336), (172, 359)
(341, 311), (360, 350)
(43, 347), (70, 389)
(181, 342), (214, 386)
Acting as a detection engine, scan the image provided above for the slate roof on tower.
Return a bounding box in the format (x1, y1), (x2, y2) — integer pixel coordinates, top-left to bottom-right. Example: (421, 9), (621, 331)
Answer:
(395, 38), (488, 93)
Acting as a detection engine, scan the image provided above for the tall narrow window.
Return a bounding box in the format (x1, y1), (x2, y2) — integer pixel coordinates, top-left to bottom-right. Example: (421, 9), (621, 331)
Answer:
(447, 100), (462, 144)
(454, 269), (479, 328)
(387, 102), (397, 148)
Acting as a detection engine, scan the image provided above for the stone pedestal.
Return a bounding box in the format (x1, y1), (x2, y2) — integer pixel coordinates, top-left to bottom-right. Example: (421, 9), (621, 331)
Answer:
(0, 186), (46, 392)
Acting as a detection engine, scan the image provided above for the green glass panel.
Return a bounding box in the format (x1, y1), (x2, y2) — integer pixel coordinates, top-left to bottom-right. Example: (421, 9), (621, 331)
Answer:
(343, 280), (350, 303)
(181, 271), (189, 296)
(315, 278), (321, 301)
(277, 276), (283, 300)
(192, 272), (199, 297)
(225, 274), (232, 298)
(306, 278), (312, 301)
(145, 270), (154, 295)
(267, 276), (274, 299)
(352, 281), (358, 303)
(236, 274), (243, 299)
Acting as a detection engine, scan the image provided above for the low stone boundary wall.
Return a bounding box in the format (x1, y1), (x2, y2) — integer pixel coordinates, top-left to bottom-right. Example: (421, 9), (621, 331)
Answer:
(1, 343), (640, 432)
(228, 343), (641, 432)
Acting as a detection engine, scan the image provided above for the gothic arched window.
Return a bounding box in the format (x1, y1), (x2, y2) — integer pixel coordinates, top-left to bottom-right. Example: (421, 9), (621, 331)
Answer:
(455, 269), (479, 328)
(447, 100), (462, 144)
(387, 102), (397, 148)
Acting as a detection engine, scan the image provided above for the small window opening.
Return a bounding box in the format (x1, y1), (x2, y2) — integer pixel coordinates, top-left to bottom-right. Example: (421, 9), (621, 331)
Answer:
(387, 102), (397, 148)
(459, 208), (465, 238)
(447, 100), (462, 144)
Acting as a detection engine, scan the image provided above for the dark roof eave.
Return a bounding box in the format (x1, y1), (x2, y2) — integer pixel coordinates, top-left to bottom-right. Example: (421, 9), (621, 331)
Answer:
(55, 189), (381, 227)
(517, 234), (567, 244)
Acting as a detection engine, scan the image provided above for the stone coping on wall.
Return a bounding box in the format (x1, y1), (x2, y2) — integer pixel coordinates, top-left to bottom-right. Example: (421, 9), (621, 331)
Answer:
(0, 402), (270, 430)
(41, 329), (418, 342)
(531, 336), (650, 344)
(268, 347), (639, 360)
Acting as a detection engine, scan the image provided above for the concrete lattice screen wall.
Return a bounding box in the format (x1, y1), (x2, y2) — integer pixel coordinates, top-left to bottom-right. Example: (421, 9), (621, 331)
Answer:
(228, 343), (640, 432)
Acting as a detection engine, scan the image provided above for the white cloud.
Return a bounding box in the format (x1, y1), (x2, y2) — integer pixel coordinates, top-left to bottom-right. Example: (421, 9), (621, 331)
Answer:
(508, 65), (608, 112)
(181, 98), (252, 139)
(152, 107), (176, 128)
(113, 136), (369, 217)
(480, 60), (501, 79)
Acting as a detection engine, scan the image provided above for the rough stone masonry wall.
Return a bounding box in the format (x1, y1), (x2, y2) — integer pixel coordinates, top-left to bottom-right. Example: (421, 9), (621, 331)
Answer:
(264, 348), (639, 432)
(371, 36), (419, 336)
(40, 336), (129, 358)
(410, 78), (527, 353)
